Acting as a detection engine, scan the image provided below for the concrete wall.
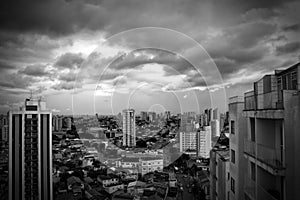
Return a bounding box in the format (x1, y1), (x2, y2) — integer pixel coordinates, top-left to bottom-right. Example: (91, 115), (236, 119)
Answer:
(229, 99), (247, 200)
(283, 90), (300, 200)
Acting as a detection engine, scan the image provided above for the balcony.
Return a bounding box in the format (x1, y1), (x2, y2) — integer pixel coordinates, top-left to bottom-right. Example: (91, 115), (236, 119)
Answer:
(257, 184), (280, 200)
(244, 175), (256, 200)
(244, 90), (283, 111)
(229, 96), (244, 104)
(244, 139), (256, 157)
(256, 144), (285, 170)
(244, 91), (256, 110)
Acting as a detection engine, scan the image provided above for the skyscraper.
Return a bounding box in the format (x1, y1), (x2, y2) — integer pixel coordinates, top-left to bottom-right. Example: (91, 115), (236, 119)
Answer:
(9, 97), (52, 200)
(122, 109), (136, 147)
(0, 114), (8, 143)
(179, 131), (198, 156)
(197, 126), (212, 158)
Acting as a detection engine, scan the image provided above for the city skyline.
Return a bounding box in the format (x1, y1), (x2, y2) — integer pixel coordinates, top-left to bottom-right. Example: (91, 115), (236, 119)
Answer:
(1, 1), (300, 200)
(1, 0), (300, 115)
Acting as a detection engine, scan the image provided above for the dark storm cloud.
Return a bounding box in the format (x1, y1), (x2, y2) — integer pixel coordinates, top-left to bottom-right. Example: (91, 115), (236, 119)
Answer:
(51, 81), (82, 90)
(0, 0), (299, 101)
(242, 8), (278, 22)
(282, 23), (300, 32)
(276, 41), (300, 55)
(0, 0), (292, 37)
(0, 73), (34, 89)
(108, 49), (193, 75)
(226, 22), (277, 48)
(18, 64), (50, 77)
(183, 73), (207, 88)
(208, 43), (268, 78)
(0, 0), (108, 36)
(58, 71), (78, 82)
(0, 61), (16, 71)
(54, 53), (84, 69)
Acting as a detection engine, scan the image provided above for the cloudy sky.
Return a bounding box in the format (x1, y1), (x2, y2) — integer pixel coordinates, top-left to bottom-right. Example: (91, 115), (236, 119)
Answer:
(0, 0), (299, 115)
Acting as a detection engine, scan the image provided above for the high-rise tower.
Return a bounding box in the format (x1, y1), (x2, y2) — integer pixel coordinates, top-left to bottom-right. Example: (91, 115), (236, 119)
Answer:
(122, 109), (136, 147)
(9, 97), (52, 200)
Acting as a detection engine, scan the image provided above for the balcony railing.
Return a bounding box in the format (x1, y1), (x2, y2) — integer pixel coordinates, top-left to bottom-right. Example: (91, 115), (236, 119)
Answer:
(244, 175), (256, 200)
(257, 184), (280, 200)
(244, 91), (256, 110)
(244, 90), (283, 110)
(257, 144), (285, 169)
(244, 139), (256, 157)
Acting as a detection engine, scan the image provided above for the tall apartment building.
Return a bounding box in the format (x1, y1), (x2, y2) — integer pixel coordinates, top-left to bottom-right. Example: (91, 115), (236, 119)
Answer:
(0, 114), (9, 142)
(164, 111), (171, 120)
(122, 109), (136, 147)
(9, 97), (52, 200)
(197, 126), (212, 158)
(211, 119), (220, 138)
(179, 131), (198, 156)
(148, 112), (156, 122)
(210, 145), (230, 200)
(140, 111), (148, 121)
(52, 115), (63, 131)
(242, 62), (300, 200)
(228, 96), (247, 200)
(180, 113), (194, 132)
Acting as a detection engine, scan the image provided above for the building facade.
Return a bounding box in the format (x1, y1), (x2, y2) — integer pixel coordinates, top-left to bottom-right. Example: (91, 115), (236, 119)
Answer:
(9, 97), (52, 200)
(122, 109), (136, 147)
(0, 114), (8, 143)
(228, 96), (247, 200)
(140, 157), (164, 175)
(179, 131), (198, 153)
(210, 146), (230, 200)
(242, 62), (300, 200)
(197, 126), (212, 158)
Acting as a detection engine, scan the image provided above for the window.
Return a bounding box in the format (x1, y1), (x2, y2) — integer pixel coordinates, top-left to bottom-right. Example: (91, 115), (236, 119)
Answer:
(250, 118), (255, 142)
(231, 149), (235, 164)
(291, 71), (297, 90)
(231, 177), (235, 193)
(227, 172), (230, 180)
(251, 162), (256, 181)
(230, 120), (235, 134)
(282, 75), (287, 90)
(277, 77), (282, 90)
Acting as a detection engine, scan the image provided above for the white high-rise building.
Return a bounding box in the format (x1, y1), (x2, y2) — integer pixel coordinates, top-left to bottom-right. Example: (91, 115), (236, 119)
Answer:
(198, 126), (212, 158)
(9, 97), (52, 200)
(179, 131), (198, 153)
(122, 109), (136, 147)
(211, 119), (220, 138)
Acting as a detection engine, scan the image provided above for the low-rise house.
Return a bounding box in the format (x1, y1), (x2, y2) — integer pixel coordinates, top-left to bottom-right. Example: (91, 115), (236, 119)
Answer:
(97, 174), (119, 187)
(67, 176), (84, 191)
(140, 157), (163, 175)
(104, 183), (124, 194)
(117, 157), (140, 168)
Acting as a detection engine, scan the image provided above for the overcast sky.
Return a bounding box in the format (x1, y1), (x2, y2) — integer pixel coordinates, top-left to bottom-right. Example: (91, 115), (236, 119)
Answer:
(0, 0), (299, 115)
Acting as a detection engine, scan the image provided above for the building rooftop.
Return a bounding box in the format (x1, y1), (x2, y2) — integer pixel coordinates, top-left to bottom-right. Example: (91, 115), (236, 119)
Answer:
(140, 157), (163, 161)
(121, 157), (140, 163)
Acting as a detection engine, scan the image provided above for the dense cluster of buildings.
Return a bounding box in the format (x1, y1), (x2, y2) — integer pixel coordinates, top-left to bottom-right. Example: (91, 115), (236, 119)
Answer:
(178, 108), (225, 159)
(1, 61), (299, 200)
